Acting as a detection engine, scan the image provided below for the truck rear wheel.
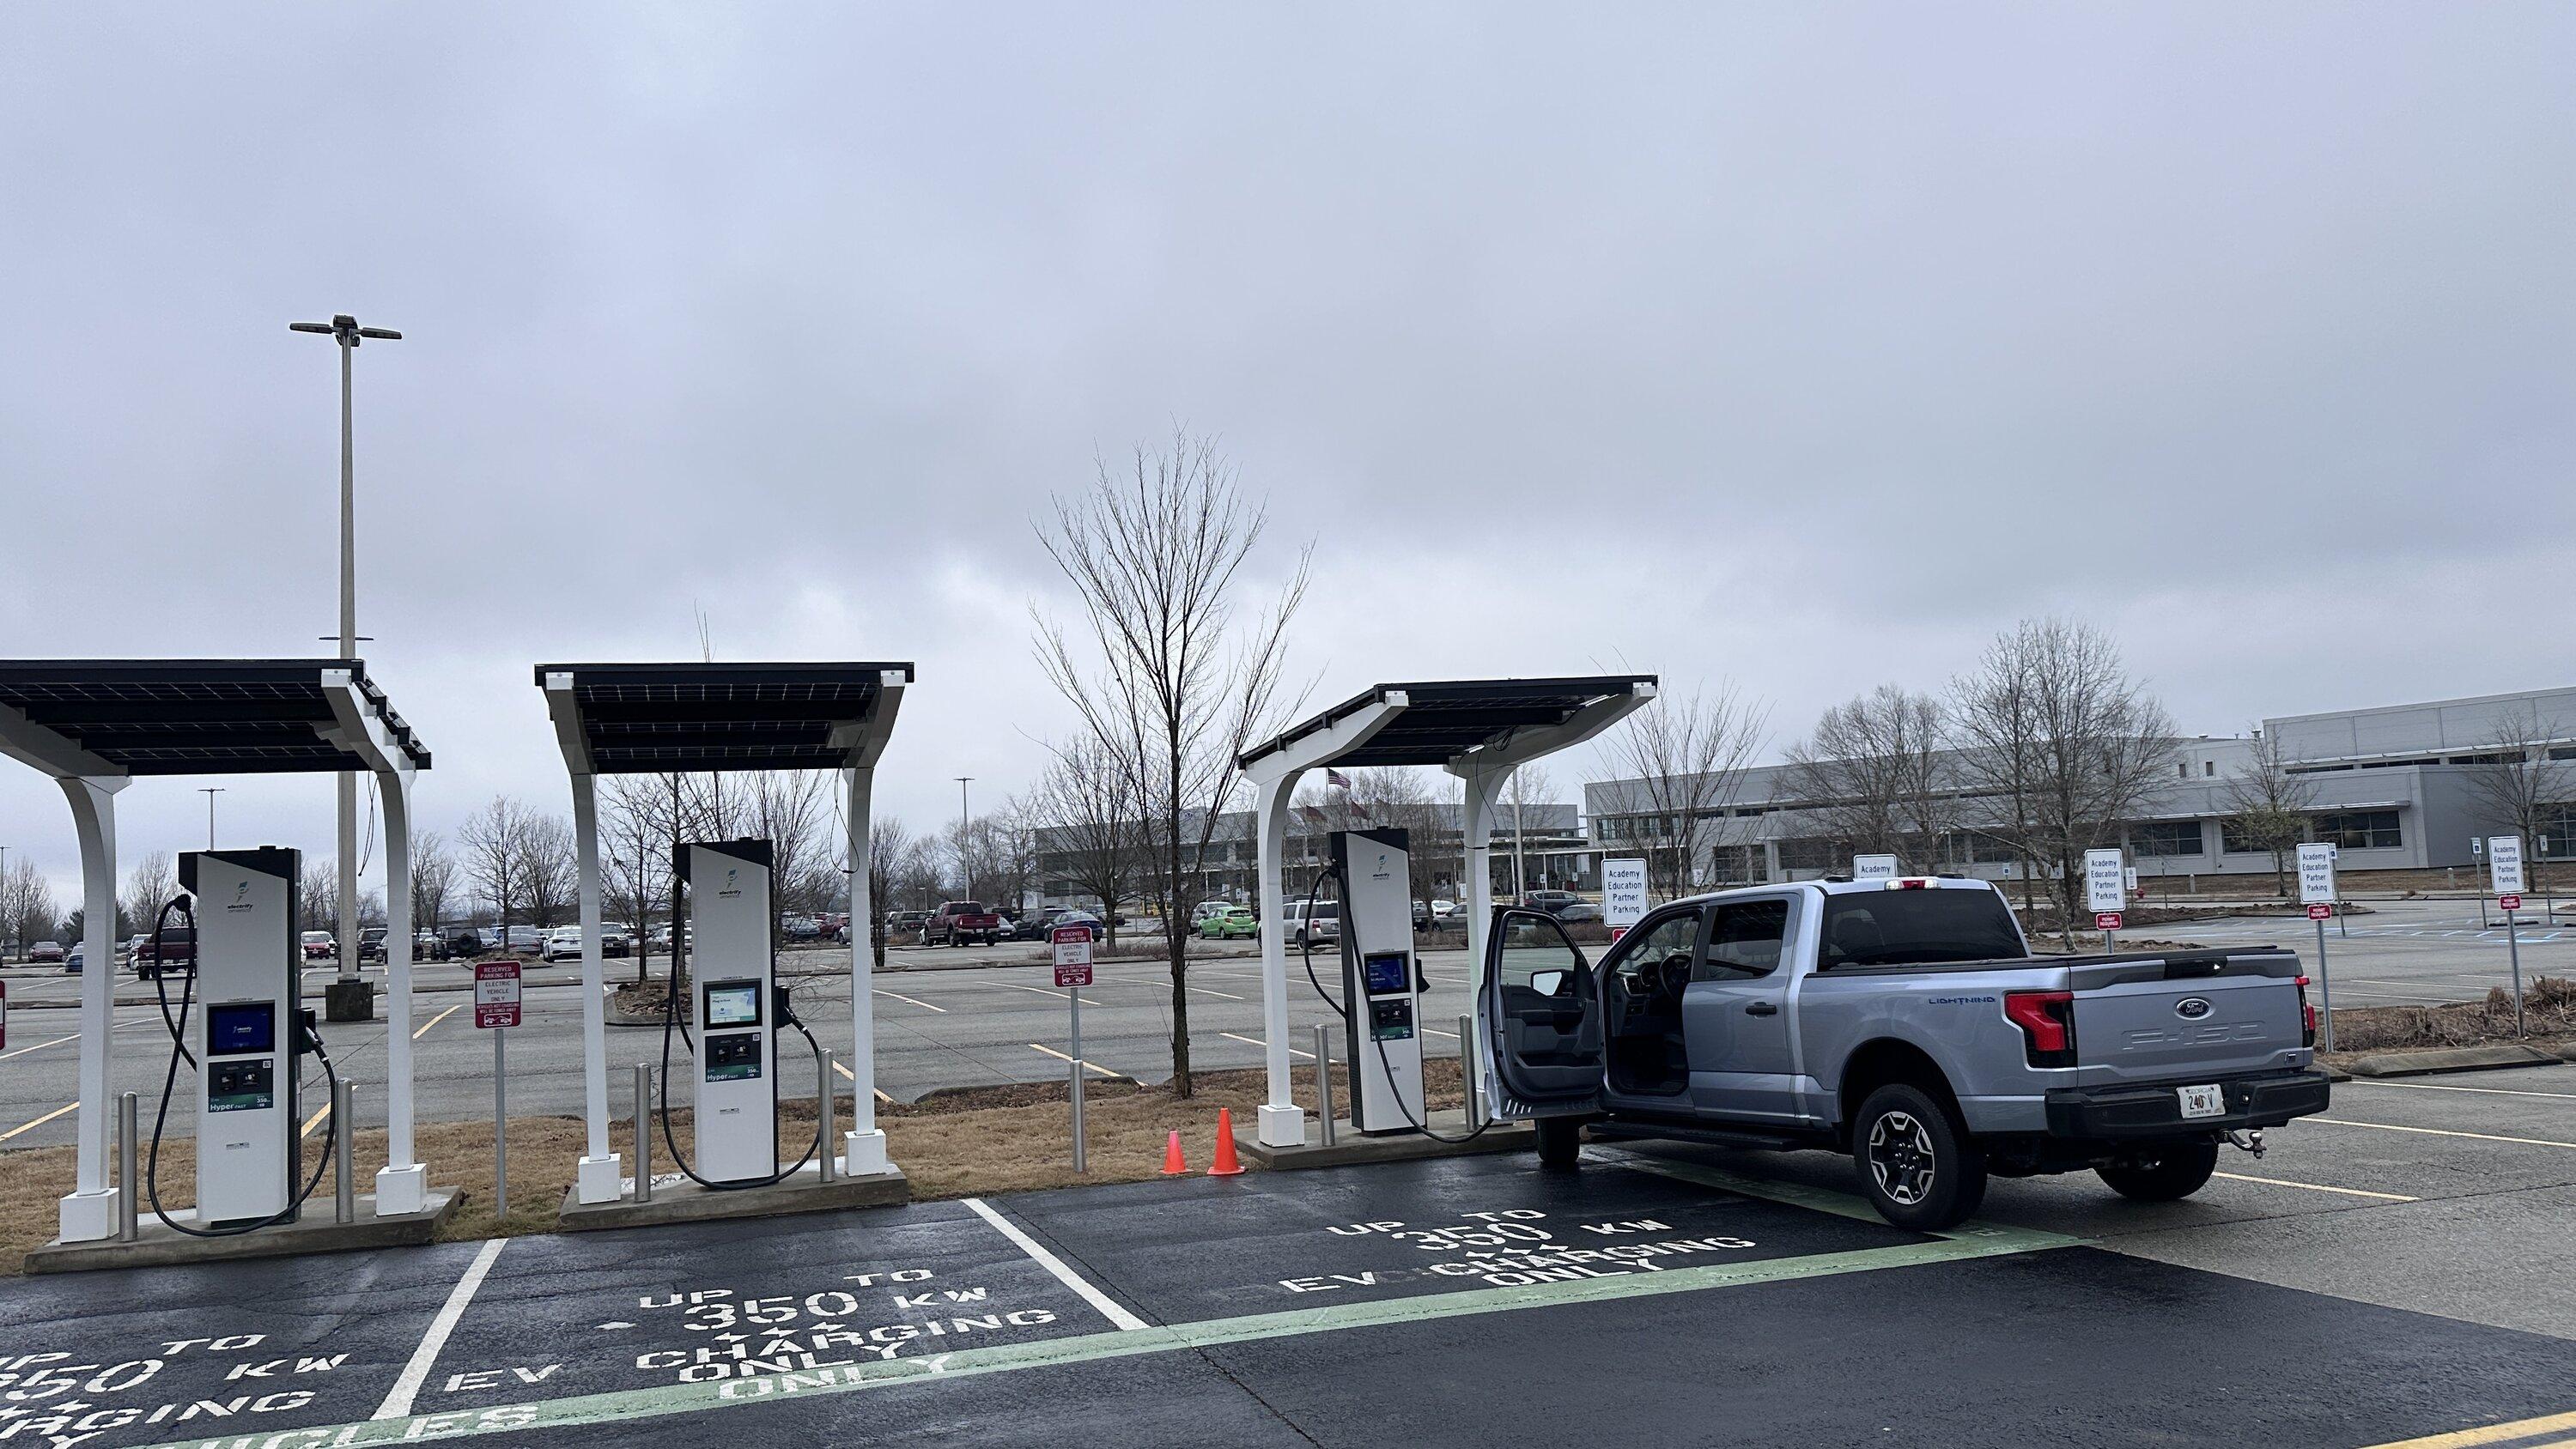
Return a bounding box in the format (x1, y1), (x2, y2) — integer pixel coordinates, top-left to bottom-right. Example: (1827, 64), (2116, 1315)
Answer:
(2096, 1141), (2220, 1201)
(1852, 1083), (1987, 1230)
(1535, 1117), (1583, 1170)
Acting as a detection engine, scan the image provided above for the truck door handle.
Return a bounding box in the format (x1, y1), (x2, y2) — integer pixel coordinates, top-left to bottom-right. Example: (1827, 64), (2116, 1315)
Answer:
(1745, 1001), (1779, 1016)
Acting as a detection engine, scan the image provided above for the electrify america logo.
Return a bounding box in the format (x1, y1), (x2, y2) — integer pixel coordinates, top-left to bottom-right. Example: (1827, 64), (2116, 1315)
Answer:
(227, 880), (255, 912)
(718, 866), (743, 899)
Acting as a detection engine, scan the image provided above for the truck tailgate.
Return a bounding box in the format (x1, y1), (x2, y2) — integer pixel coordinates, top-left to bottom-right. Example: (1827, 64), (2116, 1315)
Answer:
(2075, 971), (2305, 1083)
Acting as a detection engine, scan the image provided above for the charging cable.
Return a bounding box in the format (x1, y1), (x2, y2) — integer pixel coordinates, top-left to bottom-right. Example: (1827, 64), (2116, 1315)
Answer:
(146, 894), (339, 1237)
(656, 947), (826, 1192)
(1302, 864), (1493, 1146)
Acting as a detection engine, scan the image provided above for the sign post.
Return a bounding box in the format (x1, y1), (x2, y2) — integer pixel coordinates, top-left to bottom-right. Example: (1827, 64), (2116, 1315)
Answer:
(1052, 925), (1095, 1171)
(1851, 854), (1899, 882)
(2296, 841), (2338, 1052)
(1602, 858), (1647, 943)
(2085, 848), (2126, 952)
(2490, 836), (2526, 1037)
(475, 959), (524, 1217)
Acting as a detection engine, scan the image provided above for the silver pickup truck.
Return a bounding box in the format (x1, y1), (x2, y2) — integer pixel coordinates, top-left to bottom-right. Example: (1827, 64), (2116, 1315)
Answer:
(1477, 876), (2330, 1228)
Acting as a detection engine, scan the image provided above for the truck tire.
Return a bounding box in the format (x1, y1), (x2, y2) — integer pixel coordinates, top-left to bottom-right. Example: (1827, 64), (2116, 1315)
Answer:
(2096, 1141), (2221, 1201)
(1852, 1083), (1987, 1230)
(1535, 1117), (1583, 1170)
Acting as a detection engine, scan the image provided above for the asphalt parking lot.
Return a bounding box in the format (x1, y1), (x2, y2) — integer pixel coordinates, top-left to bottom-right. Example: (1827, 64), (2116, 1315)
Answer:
(4, 1063), (2576, 1448)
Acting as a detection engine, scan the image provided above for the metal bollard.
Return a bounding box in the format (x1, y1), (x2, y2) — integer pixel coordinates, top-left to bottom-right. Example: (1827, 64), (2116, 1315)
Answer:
(333, 1080), (356, 1224)
(1459, 1014), (1479, 1131)
(118, 1092), (139, 1242)
(1315, 1023), (1336, 1147)
(634, 1064), (653, 1203)
(818, 1051), (838, 1185)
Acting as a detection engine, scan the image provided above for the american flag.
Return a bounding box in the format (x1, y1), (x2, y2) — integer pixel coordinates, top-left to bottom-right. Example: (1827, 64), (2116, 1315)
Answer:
(1326, 767), (1351, 790)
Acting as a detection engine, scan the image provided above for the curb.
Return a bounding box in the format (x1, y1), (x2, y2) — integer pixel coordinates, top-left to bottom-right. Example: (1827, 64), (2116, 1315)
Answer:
(2332, 1044), (2568, 1078)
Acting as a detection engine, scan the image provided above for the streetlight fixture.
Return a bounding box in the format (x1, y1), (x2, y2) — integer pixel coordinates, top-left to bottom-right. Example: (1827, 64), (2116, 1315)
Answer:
(291, 314), (401, 1017)
(197, 787), (225, 849)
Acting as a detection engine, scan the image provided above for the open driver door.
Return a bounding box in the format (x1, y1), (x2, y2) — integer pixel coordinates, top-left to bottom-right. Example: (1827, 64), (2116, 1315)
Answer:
(1478, 907), (1605, 1121)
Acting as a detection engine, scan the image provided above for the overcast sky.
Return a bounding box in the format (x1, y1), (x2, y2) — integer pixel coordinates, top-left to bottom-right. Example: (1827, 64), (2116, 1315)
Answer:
(3, 4), (2571, 902)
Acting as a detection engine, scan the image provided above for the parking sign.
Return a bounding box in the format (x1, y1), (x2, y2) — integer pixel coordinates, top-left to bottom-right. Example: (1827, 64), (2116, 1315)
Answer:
(2296, 842), (2336, 906)
(2084, 849), (2126, 914)
(1601, 858), (1648, 930)
(2488, 836), (2525, 896)
(473, 960), (522, 1029)
(1851, 854), (1899, 882)
(1051, 925), (1094, 989)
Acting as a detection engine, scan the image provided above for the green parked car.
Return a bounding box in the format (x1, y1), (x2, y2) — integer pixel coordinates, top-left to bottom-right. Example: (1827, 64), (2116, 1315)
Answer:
(1198, 906), (1259, 941)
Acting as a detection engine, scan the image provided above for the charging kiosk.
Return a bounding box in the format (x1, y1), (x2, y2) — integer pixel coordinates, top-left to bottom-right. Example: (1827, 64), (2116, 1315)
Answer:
(183, 848), (307, 1224)
(1332, 828), (1425, 1134)
(680, 839), (779, 1184)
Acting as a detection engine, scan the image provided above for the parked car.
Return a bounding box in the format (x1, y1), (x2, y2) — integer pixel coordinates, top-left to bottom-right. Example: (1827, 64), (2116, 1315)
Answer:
(1520, 890), (1602, 922)
(889, 910), (932, 937)
(1281, 899), (1340, 949)
(443, 928), (486, 960)
(359, 925), (389, 962)
(1431, 899), (1462, 920)
(29, 940), (64, 965)
(136, 928), (197, 979)
(505, 925), (545, 955)
(604, 923), (635, 958)
(1012, 905), (1103, 942)
(1481, 876), (2330, 1230)
(64, 943), (85, 973)
(541, 926), (586, 962)
(782, 913), (823, 940)
(925, 901), (1005, 947)
(1413, 899), (1432, 931)
(1199, 906), (1259, 941)
(301, 930), (335, 961)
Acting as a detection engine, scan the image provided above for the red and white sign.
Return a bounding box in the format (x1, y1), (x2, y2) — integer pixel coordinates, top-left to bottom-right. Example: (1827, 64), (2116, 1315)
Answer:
(1051, 925), (1094, 989)
(1607, 925), (1628, 944)
(2094, 912), (2124, 932)
(473, 960), (523, 1029)
(2307, 903), (2333, 921)
(2500, 894), (2523, 913)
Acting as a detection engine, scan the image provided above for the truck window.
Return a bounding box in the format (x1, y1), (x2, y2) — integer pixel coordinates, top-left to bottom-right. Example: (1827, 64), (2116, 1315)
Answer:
(1698, 899), (1790, 979)
(1819, 888), (2021, 968)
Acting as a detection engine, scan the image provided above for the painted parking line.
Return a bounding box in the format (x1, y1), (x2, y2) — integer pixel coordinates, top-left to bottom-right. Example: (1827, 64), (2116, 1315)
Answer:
(2212, 1171), (2418, 1202)
(375, 1238), (508, 1420)
(872, 989), (947, 1013)
(0, 1100), (76, 1141)
(963, 1196), (1150, 1331)
(2359, 1406), (2576, 1446)
(413, 1003), (464, 1040)
(2348, 1079), (2576, 1103)
(1028, 1042), (1124, 1078)
(125, 1223), (2065, 1449)
(1219, 1029), (1309, 1060)
(831, 1057), (896, 1104)
(2310, 1118), (2576, 1151)
(993, 982), (1100, 1006)
(0, 1031), (82, 1061)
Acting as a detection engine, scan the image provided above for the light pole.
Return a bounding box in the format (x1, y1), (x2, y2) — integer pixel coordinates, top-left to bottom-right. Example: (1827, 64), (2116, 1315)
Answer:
(197, 788), (225, 849)
(291, 314), (399, 1015)
(956, 777), (975, 900)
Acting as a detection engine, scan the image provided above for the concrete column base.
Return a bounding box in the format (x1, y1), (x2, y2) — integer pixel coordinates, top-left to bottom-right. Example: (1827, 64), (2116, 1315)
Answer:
(576, 1154), (624, 1205)
(842, 1129), (890, 1176)
(323, 978), (375, 1022)
(374, 1163), (427, 1216)
(58, 1187), (118, 1244)
(1256, 1102), (1307, 1149)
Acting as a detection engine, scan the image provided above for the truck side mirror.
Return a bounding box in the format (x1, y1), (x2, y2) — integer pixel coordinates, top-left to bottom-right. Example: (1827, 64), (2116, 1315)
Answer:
(1530, 968), (1567, 997)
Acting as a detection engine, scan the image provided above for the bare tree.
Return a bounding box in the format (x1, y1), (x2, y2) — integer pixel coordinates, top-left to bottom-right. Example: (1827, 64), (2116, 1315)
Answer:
(1032, 428), (1310, 1096)
(121, 850), (179, 936)
(298, 856), (339, 934)
(1506, 764), (1557, 898)
(1028, 736), (1146, 949)
(2221, 728), (2316, 898)
(860, 815), (921, 969)
(408, 830), (459, 936)
(1784, 687), (1952, 873)
(1595, 682), (1770, 903)
(459, 796), (530, 941)
(2462, 706), (2571, 895)
(2, 858), (58, 961)
(517, 813), (579, 928)
(600, 774), (684, 983)
(750, 771), (833, 928)
(2016, 621), (2178, 942)
(1952, 626), (2045, 911)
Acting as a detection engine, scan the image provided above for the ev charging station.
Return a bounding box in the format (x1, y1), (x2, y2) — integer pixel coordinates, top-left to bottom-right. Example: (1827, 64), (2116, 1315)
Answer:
(1236, 677), (1656, 1154)
(0, 659), (440, 1250)
(678, 838), (782, 1184)
(540, 661), (913, 1210)
(1333, 827), (1425, 1134)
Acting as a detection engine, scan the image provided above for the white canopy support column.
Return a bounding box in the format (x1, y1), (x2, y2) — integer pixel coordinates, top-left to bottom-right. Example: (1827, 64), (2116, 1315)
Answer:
(323, 669), (430, 1214)
(56, 775), (124, 1242)
(835, 670), (905, 1175)
(1242, 694), (1406, 1149)
(543, 670), (624, 1204)
(1455, 763), (1508, 1032)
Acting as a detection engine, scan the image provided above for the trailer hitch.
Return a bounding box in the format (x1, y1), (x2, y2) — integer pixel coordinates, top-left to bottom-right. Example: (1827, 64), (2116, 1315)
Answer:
(2226, 1128), (2266, 1159)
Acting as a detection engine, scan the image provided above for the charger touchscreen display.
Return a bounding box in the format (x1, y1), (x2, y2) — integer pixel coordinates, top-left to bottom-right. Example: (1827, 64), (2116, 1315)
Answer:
(704, 981), (762, 1028)
(207, 1002), (276, 1055)
(1364, 953), (1409, 994)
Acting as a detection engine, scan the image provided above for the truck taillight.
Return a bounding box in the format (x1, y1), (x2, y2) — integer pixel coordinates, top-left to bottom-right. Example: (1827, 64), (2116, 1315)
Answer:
(2295, 974), (2318, 1048)
(2004, 990), (2078, 1068)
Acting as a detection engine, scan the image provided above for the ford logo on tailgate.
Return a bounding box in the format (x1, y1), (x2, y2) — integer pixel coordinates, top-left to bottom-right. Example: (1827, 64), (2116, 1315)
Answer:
(2174, 997), (2214, 1020)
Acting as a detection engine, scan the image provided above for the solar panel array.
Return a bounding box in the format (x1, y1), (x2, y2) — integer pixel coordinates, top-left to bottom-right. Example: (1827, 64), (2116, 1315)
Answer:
(537, 663), (915, 773)
(0, 659), (432, 775)
(1239, 676), (1656, 770)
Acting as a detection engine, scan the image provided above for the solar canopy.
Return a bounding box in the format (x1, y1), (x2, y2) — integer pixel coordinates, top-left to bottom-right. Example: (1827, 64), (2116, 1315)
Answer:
(1239, 676), (1658, 772)
(0, 658), (430, 776)
(537, 661), (914, 773)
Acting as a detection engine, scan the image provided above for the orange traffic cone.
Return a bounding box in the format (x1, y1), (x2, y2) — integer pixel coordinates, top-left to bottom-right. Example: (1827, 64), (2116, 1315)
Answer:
(1160, 1130), (1188, 1175)
(1207, 1108), (1245, 1176)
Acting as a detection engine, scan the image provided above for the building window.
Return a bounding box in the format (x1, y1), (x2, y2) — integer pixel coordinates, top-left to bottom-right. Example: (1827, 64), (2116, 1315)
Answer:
(2221, 818), (2288, 855)
(2313, 810), (2403, 851)
(2131, 821), (2205, 858)
(2539, 806), (2576, 858)
(2178, 761), (2190, 780)
(2204, 760), (2216, 777)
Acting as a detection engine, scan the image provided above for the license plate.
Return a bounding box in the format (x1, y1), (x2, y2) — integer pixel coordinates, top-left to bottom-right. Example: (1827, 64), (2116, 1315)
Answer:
(2177, 1083), (2226, 1119)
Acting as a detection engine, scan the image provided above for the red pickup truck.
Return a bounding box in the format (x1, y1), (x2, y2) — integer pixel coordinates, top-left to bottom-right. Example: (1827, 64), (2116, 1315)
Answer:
(135, 927), (197, 979)
(926, 900), (1005, 947)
